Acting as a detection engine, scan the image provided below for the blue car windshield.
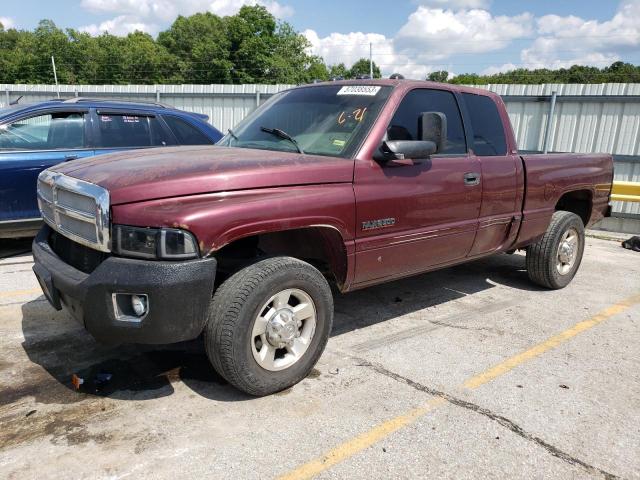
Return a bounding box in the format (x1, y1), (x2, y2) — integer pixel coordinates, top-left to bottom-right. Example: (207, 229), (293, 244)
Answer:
(218, 84), (392, 158)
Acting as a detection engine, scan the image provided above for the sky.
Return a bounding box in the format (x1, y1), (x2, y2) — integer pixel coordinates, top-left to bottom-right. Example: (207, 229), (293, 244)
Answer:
(1, 0), (640, 78)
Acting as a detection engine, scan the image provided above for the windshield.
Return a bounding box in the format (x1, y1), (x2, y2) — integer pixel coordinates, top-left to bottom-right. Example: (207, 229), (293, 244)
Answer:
(219, 85), (392, 158)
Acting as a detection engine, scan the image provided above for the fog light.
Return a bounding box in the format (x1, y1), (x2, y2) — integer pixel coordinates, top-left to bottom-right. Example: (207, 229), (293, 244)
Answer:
(112, 293), (149, 323)
(131, 295), (147, 316)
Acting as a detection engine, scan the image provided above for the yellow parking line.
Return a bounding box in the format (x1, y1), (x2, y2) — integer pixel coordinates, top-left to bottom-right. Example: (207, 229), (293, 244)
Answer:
(279, 398), (447, 480)
(464, 292), (640, 389)
(0, 288), (42, 299)
(279, 292), (640, 480)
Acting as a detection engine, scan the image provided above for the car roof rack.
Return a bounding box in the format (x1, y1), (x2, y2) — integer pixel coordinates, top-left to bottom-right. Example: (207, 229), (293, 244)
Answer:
(62, 97), (171, 108)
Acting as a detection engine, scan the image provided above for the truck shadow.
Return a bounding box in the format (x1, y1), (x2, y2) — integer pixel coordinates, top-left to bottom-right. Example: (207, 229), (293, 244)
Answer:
(19, 252), (540, 404)
(0, 237), (33, 259)
(331, 252), (540, 335)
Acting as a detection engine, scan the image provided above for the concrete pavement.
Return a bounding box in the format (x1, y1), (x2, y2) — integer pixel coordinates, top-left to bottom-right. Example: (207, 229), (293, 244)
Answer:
(1, 236), (639, 479)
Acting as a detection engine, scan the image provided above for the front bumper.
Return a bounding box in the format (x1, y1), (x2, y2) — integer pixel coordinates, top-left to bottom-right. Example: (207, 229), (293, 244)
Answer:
(32, 226), (217, 344)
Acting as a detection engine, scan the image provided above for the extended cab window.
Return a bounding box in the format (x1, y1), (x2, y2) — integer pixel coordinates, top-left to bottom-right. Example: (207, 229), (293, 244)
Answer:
(462, 94), (507, 156)
(219, 85), (392, 158)
(0, 112), (85, 150)
(387, 89), (466, 154)
(163, 116), (212, 145)
(97, 113), (168, 148)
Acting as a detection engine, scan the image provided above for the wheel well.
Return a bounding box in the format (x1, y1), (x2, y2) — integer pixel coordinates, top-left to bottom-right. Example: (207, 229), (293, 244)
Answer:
(555, 190), (592, 225)
(212, 228), (348, 290)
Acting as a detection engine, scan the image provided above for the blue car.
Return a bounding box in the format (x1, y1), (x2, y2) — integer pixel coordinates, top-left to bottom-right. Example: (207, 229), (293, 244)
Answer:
(0, 98), (223, 238)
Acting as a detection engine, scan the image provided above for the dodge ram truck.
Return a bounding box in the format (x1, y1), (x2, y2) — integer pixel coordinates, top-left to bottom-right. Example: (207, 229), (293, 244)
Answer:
(32, 80), (613, 396)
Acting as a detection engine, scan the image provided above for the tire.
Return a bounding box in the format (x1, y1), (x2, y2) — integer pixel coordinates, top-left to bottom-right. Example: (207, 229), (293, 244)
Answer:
(205, 256), (333, 396)
(526, 211), (585, 289)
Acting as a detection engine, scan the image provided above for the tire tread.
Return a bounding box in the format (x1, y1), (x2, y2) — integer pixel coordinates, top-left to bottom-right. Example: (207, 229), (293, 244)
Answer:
(526, 211), (584, 289)
(205, 257), (332, 396)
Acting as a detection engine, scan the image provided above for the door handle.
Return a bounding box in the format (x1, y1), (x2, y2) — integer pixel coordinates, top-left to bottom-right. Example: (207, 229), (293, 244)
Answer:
(463, 172), (481, 186)
(64, 155), (78, 162)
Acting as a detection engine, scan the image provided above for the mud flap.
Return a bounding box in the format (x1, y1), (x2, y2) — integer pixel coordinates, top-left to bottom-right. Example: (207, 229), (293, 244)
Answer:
(504, 215), (522, 249)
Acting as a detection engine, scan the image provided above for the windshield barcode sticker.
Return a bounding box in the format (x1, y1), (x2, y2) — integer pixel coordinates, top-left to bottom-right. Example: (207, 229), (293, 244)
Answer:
(337, 86), (381, 96)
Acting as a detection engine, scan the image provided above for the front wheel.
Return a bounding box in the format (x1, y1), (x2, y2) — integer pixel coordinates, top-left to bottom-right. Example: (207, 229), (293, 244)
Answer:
(205, 256), (333, 396)
(526, 211), (585, 289)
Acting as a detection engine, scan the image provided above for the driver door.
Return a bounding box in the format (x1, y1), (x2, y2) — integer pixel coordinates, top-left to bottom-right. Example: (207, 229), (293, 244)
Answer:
(353, 88), (482, 286)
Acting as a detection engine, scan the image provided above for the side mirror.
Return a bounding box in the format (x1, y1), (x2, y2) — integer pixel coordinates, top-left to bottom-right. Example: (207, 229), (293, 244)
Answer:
(380, 140), (437, 160)
(419, 112), (447, 153)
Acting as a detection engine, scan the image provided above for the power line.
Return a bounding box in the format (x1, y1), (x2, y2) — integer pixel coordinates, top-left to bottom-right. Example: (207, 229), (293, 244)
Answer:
(8, 57), (638, 71)
(2, 71), (639, 83)
(8, 51), (639, 72)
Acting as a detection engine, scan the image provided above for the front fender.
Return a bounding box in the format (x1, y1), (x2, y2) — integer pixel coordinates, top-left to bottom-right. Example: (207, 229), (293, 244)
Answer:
(110, 184), (356, 256)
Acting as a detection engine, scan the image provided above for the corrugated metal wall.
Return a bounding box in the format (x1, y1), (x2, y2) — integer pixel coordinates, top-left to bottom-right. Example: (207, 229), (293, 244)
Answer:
(478, 83), (640, 218)
(481, 83), (640, 154)
(2, 82), (639, 219)
(0, 84), (288, 132)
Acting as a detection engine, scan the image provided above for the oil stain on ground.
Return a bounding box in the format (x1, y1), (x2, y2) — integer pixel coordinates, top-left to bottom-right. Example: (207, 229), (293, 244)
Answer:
(0, 400), (116, 449)
(1, 349), (232, 450)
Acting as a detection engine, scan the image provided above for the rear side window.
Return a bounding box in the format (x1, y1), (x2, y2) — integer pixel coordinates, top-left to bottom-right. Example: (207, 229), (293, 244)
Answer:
(150, 117), (175, 146)
(387, 89), (467, 154)
(0, 112), (85, 150)
(163, 116), (212, 145)
(98, 114), (169, 148)
(462, 94), (507, 156)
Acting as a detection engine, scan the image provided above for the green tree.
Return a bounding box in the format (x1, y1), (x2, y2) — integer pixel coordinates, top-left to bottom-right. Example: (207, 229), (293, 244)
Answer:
(427, 70), (449, 82)
(158, 12), (231, 83)
(268, 21), (316, 83)
(306, 56), (330, 82)
(222, 5), (317, 84)
(65, 30), (121, 84)
(348, 58), (381, 79)
(224, 5), (279, 83)
(1, 13), (639, 86)
(0, 8), (323, 85)
(328, 63), (349, 79)
(0, 21), (22, 83)
(12, 20), (71, 84)
(448, 73), (484, 85)
(447, 63), (640, 85)
(120, 31), (181, 84)
(603, 61), (640, 83)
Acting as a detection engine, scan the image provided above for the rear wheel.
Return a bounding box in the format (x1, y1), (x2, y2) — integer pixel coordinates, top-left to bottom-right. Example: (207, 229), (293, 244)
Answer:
(526, 211), (585, 289)
(205, 256), (333, 396)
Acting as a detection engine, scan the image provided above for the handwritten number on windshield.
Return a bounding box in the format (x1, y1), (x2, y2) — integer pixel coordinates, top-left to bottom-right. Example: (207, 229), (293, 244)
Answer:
(337, 107), (368, 126)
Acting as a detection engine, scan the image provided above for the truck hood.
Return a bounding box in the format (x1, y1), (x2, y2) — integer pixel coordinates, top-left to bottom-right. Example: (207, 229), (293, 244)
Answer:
(51, 146), (354, 205)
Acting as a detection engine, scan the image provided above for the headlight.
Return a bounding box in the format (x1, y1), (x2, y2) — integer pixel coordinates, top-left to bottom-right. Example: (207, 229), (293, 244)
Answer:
(113, 225), (199, 260)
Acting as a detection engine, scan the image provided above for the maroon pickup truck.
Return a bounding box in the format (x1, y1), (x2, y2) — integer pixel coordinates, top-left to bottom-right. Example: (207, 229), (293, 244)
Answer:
(32, 80), (613, 395)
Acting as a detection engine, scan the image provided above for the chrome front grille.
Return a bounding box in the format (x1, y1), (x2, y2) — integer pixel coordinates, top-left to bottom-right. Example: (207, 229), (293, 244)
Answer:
(37, 170), (111, 252)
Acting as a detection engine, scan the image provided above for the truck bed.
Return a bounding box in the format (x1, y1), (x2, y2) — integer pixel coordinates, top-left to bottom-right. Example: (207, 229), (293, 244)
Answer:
(515, 153), (613, 248)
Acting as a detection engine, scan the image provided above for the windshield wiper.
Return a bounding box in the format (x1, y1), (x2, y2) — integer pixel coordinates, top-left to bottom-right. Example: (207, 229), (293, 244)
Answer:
(260, 127), (304, 154)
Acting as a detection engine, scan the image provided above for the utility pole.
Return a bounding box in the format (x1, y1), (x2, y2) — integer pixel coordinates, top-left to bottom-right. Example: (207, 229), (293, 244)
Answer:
(369, 42), (373, 78)
(51, 56), (60, 98)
